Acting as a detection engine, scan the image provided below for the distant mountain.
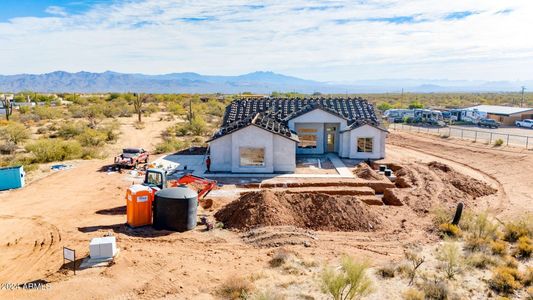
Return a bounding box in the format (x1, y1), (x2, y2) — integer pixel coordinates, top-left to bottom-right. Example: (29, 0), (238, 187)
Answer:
(0, 71), (530, 93)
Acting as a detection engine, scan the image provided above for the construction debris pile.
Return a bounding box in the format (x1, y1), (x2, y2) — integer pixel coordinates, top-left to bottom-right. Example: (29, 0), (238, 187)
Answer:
(215, 190), (381, 232)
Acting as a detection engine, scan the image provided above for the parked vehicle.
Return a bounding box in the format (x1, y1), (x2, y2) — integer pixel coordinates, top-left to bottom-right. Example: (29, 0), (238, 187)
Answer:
(478, 118), (500, 129)
(515, 119), (533, 128)
(383, 109), (414, 123)
(114, 148), (149, 169)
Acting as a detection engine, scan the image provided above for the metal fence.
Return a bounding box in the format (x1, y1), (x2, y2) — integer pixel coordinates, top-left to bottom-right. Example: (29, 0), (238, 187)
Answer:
(389, 123), (533, 149)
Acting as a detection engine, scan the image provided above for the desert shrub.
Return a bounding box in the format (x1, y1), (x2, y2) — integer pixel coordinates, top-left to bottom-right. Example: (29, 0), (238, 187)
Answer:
(527, 287), (533, 300)
(489, 266), (522, 294)
(167, 102), (187, 117)
(503, 255), (519, 269)
(269, 249), (292, 268)
(0, 122), (30, 144)
(18, 106), (31, 114)
(402, 288), (425, 300)
(0, 141), (17, 155)
(439, 223), (462, 237)
(76, 128), (107, 147)
(514, 236), (532, 259)
(218, 276), (253, 300)
(33, 106), (62, 120)
(253, 289), (286, 300)
(100, 124), (119, 143)
(404, 250), (425, 285)
(376, 265), (396, 278)
(522, 267), (533, 287)
(321, 256), (373, 300)
(154, 138), (190, 154)
(56, 122), (86, 139)
(437, 242), (461, 279)
(143, 103), (159, 115)
(25, 139), (83, 163)
(503, 216), (532, 242)
(419, 279), (449, 300)
(464, 212), (499, 251)
(491, 240), (508, 256)
(431, 206), (454, 226)
(466, 253), (499, 269)
(494, 138), (504, 146)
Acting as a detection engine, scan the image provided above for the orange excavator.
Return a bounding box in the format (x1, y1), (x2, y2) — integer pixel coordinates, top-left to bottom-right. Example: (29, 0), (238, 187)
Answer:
(143, 168), (217, 207)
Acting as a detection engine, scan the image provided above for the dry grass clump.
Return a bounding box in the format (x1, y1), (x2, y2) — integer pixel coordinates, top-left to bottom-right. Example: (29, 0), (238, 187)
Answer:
(269, 249), (293, 268)
(514, 236), (532, 259)
(418, 279), (449, 300)
(489, 266), (522, 295)
(252, 289), (286, 300)
(376, 264), (396, 279)
(218, 276), (254, 300)
(522, 267), (533, 287)
(503, 216), (532, 242)
(466, 253), (499, 269)
(439, 223), (462, 237)
(490, 240), (508, 256)
(463, 212), (499, 251)
(321, 256), (374, 300)
(402, 288), (425, 300)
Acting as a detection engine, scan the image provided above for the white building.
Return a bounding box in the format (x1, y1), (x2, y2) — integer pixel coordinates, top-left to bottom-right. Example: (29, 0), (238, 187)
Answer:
(208, 97), (387, 173)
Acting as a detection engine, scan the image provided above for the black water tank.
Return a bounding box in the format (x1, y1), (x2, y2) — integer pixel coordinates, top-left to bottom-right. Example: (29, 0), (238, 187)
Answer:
(153, 186), (198, 232)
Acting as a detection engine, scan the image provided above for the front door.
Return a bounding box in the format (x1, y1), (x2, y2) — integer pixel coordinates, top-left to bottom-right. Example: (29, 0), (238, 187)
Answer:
(325, 125), (337, 152)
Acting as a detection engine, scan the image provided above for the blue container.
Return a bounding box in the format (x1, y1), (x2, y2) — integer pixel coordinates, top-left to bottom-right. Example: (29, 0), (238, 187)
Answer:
(0, 166), (25, 191)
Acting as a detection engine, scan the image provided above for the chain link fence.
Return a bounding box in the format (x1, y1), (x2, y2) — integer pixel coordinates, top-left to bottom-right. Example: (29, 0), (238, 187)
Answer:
(389, 123), (533, 149)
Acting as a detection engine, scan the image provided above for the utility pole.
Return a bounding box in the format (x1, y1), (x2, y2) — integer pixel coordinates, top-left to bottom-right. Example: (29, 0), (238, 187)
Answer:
(189, 97), (193, 124)
(401, 88), (404, 108)
(521, 86), (526, 107)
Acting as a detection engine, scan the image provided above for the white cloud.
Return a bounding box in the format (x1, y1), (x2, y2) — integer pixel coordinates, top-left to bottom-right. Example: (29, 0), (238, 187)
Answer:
(0, 0), (532, 81)
(44, 6), (69, 17)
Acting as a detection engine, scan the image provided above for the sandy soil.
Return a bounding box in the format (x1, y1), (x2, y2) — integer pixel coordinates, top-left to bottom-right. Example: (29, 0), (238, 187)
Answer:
(0, 129), (530, 299)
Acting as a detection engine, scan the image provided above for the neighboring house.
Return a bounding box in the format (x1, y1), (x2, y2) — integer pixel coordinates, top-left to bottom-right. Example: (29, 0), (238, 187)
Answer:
(465, 105), (533, 126)
(207, 97), (387, 173)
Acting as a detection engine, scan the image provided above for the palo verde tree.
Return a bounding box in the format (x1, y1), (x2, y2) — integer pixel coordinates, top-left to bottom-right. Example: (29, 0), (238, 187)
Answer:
(0, 96), (13, 121)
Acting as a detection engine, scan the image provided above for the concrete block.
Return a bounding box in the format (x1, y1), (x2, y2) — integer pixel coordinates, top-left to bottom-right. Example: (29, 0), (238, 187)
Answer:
(89, 236), (117, 259)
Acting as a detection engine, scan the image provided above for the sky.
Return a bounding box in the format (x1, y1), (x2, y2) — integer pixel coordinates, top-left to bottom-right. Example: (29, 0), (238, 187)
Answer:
(0, 0), (532, 82)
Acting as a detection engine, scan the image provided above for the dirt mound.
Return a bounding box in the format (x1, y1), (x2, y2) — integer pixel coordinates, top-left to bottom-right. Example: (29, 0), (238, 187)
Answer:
(354, 164), (384, 180)
(427, 161), (497, 198)
(389, 161), (497, 213)
(241, 226), (318, 248)
(215, 190), (381, 231)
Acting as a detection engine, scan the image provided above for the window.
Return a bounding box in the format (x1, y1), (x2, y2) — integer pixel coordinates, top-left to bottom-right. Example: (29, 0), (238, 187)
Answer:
(357, 138), (373, 153)
(146, 172), (163, 187)
(297, 128), (318, 149)
(240, 147), (265, 167)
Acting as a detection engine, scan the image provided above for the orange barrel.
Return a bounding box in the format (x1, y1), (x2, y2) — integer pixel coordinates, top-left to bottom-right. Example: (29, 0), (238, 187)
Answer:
(126, 184), (153, 227)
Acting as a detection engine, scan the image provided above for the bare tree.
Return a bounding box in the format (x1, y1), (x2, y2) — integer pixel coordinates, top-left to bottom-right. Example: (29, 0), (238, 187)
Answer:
(132, 93), (154, 123)
(1, 96), (13, 121)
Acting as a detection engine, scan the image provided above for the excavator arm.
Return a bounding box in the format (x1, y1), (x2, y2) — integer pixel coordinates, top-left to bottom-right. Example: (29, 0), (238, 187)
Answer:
(168, 174), (217, 199)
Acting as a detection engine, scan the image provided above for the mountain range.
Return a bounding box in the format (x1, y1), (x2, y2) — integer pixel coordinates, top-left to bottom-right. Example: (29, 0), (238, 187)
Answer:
(0, 71), (530, 93)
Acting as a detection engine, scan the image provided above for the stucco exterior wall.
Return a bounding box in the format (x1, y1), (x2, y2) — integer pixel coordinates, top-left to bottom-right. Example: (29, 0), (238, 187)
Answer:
(348, 125), (386, 159)
(288, 109), (347, 155)
(273, 135), (296, 172)
(231, 126), (274, 173)
(209, 134), (232, 171)
(209, 125), (297, 173)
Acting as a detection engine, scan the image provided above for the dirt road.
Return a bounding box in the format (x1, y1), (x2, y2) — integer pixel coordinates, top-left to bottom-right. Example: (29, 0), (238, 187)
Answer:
(387, 131), (532, 217)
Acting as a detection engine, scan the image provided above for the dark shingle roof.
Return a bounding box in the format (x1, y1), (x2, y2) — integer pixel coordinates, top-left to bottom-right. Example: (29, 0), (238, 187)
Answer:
(210, 97), (380, 142)
(209, 112), (299, 142)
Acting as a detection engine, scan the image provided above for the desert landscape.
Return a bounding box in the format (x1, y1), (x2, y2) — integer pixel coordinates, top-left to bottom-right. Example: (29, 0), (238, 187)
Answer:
(0, 112), (531, 299)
